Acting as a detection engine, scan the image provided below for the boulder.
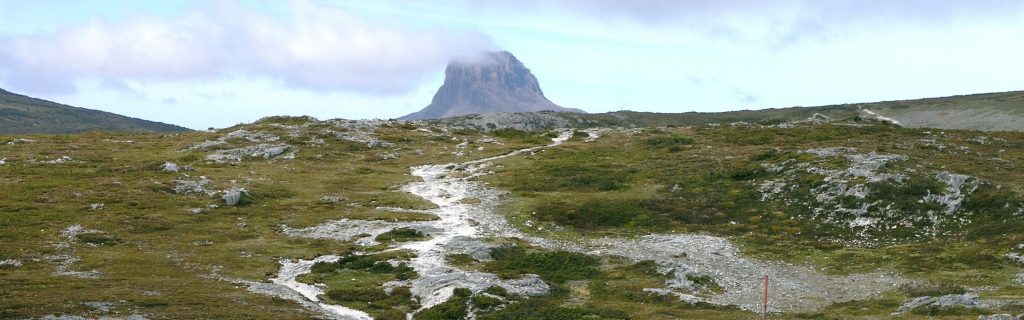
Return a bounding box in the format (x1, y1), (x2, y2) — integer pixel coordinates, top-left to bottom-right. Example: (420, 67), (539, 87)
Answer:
(223, 188), (252, 206)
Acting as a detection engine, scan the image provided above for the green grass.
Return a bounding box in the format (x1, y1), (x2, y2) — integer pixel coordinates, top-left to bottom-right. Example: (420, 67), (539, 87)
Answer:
(3, 115), (1024, 319)
(0, 117), (545, 318)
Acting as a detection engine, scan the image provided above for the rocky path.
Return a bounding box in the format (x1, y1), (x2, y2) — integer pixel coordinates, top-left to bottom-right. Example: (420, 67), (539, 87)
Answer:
(257, 130), (907, 318)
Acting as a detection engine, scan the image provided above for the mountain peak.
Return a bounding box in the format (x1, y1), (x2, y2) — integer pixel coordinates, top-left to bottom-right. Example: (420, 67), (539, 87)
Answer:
(400, 51), (584, 120)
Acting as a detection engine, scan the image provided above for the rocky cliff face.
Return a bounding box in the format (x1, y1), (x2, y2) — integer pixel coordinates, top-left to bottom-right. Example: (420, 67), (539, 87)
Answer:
(400, 51), (583, 120)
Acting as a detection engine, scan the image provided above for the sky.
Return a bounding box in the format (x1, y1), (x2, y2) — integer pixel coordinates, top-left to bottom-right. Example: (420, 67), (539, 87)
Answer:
(1, 1), (1023, 129)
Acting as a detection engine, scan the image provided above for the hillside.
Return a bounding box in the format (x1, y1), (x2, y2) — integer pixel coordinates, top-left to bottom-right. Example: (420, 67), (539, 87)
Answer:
(432, 90), (1024, 132)
(855, 91), (1024, 131)
(2, 115), (1024, 319)
(0, 88), (190, 134)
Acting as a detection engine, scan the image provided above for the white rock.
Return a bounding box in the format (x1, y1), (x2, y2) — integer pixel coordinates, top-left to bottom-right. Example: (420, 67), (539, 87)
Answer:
(173, 178), (212, 195)
(161, 162), (180, 172)
(0, 259), (22, 267)
(223, 188), (250, 206)
(45, 156), (73, 164)
(6, 138), (36, 145)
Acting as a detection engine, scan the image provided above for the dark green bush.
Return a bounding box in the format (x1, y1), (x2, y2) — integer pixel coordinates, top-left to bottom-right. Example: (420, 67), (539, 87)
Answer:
(76, 233), (122, 245)
(445, 253), (478, 266)
(415, 288), (470, 320)
(471, 294), (503, 311)
(374, 227), (427, 242)
(311, 254), (418, 280)
(485, 246), (599, 283)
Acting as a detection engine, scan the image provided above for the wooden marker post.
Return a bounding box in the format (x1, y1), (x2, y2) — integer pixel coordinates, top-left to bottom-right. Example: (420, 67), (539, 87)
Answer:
(762, 275), (769, 320)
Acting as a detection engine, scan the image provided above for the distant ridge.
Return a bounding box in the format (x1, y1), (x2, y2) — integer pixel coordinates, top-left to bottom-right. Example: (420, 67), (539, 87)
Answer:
(430, 90), (1024, 132)
(400, 51), (584, 120)
(0, 88), (190, 134)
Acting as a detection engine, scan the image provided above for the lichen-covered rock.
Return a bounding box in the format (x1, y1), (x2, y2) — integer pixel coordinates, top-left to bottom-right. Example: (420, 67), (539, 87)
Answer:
(332, 129), (394, 149)
(223, 129), (280, 143)
(45, 156), (73, 164)
(173, 177), (213, 195)
(205, 144), (293, 162)
(186, 140), (225, 150)
(932, 293), (981, 308)
(895, 293), (992, 314)
(0, 259), (22, 268)
(977, 314), (1018, 320)
(160, 162), (180, 172)
(896, 296), (937, 313)
(806, 113), (833, 124)
(317, 195), (345, 203)
(6, 138), (36, 145)
(922, 171), (979, 215)
(754, 146), (997, 244)
(223, 188), (251, 206)
(443, 236), (497, 261)
(48, 225), (103, 279)
(440, 112), (577, 132)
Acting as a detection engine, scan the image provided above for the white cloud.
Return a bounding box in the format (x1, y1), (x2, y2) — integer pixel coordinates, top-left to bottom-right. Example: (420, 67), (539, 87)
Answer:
(442, 0), (1024, 46)
(0, 0), (494, 94)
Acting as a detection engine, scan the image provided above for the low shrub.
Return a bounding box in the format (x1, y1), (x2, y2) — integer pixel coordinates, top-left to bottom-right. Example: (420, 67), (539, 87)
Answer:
(485, 245), (599, 283)
(374, 227), (427, 242)
(76, 233), (122, 245)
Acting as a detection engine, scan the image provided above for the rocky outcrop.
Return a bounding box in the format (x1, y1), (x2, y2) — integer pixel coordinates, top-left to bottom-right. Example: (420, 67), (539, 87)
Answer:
(894, 293), (1022, 315)
(401, 51), (584, 120)
(439, 112), (578, 132)
(205, 144), (293, 162)
(173, 177), (213, 196)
